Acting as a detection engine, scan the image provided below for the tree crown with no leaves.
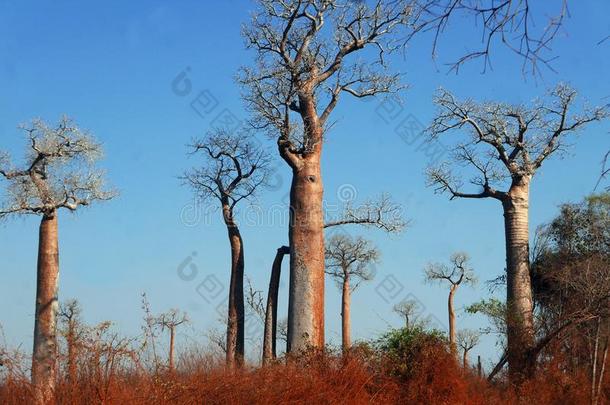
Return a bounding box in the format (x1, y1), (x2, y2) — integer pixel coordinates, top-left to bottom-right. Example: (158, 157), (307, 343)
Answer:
(426, 84), (608, 201)
(424, 252), (477, 287)
(325, 233), (379, 290)
(240, 0), (415, 165)
(0, 116), (116, 218)
(183, 129), (273, 209)
(457, 329), (480, 352)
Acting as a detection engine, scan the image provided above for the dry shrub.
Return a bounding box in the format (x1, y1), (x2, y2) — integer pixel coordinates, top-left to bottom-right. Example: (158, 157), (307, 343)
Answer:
(0, 336), (607, 404)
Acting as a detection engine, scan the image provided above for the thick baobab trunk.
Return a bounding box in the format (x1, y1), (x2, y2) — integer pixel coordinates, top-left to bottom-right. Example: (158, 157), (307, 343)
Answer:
(263, 246), (290, 365)
(32, 212), (59, 404)
(448, 285), (457, 357)
(169, 327), (175, 372)
(287, 155), (325, 352)
(222, 202), (245, 369)
(463, 349), (469, 369)
(341, 276), (351, 351)
(502, 177), (535, 383)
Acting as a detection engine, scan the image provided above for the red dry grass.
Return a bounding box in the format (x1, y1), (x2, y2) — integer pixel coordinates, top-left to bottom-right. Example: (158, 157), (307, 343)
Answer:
(0, 346), (606, 404)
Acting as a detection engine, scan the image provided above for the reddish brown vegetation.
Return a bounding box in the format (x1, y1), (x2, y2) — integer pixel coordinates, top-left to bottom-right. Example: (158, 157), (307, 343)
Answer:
(1, 342), (606, 404)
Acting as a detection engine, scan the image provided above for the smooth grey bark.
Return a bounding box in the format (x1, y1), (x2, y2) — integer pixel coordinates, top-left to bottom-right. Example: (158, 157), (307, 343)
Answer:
(502, 177), (535, 382)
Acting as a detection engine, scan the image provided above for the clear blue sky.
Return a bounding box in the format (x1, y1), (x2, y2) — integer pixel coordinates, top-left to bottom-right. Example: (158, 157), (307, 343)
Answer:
(1, 1), (608, 368)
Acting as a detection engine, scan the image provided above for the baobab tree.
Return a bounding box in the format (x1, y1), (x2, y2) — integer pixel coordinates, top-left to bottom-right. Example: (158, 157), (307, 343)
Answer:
(241, 0), (415, 352)
(241, 0), (568, 353)
(58, 299), (86, 385)
(457, 329), (480, 368)
(183, 129), (271, 368)
(427, 84), (608, 382)
(325, 234), (379, 351)
(0, 116), (115, 403)
(263, 245), (290, 365)
(153, 309), (189, 372)
(424, 252), (476, 356)
(393, 299), (420, 330)
(263, 194), (404, 363)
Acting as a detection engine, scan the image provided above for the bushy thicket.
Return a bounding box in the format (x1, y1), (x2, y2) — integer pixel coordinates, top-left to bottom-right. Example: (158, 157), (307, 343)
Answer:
(1, 325), (605, 404)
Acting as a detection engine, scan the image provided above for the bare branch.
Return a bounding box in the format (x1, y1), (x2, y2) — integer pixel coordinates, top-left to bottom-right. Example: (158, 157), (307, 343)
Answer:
(324, 193), (406, 233)
(414, 0), (569, 76)
(426, 85), (609, 201)
(0, 116), (116, 218)
(183, 128), (273, 215)
(325, 233), (379, 291)
(425, 252), (477, 287)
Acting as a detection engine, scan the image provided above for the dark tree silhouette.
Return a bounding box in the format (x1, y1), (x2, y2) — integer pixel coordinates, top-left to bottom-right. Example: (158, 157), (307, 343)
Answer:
(183, 129), (272, 368)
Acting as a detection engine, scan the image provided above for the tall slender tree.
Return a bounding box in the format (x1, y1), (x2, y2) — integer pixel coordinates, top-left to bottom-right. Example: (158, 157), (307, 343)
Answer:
(456, 329), (480, 368)
(424, 252), (476, 357)
(241, 0), (414, 352)
(183, 129), (271, 368)
(241, 0), (568, 353)
(263, 245), (290, 365)
(325, 234), (379, 351)
(262, 194), (403, 363)
(0, 117), (115, 403)
(58, 299), (85, 387)
(393, 299), (420, 329)
(153, 309), (189, 372)
(426, 84), (608, 382)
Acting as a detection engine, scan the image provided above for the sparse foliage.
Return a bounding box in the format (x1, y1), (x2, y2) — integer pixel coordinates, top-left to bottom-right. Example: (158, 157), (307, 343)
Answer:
(425, 252), (476, 356)
(427, 85), (608, 202)
(0, 116), (115, 218)
(393, 299), (421, 330)
(457, 329), (480, 368)
(325, 194), (406, 233)
(241, 0), (415, 352)
(325, 234), (379, 290)
(152, 309), (189, 372)
(183, 128), (272, 368)
(424, 252), (477, 287)
(0, 116), (115, 404)
(416, 0), (569, 75)
(426, 85), (608, 382)
(326, 234), (379, 350)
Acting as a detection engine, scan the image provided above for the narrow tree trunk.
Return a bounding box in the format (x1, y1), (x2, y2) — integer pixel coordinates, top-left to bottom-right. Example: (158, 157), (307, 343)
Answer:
(222, 202), (245, 369)
(477, 355), (482, 378)
(32, 212), (59, 404)
(263, 246), (290, 365)
(448, 285), (457, 357)
(592, 319), (601, 405)
(169, 327), (175, 372)
(66, 322), (77, 385)
(286, 154), (325, 353)
(502, 177), (535, 384)
(595, 337), (608, 405)
(341, 275), (351, 352)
